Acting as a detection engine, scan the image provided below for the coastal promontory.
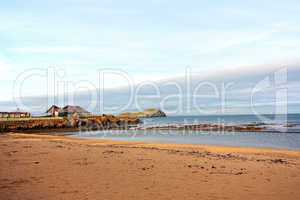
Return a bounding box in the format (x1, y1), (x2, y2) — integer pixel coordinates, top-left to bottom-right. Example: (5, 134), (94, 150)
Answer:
(119, 108), (167, 118)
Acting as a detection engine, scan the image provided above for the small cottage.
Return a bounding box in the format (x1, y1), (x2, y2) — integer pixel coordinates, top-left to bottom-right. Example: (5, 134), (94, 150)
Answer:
(46, 105), (90, 117)
(60, 105), (91, 117)
(46, 105), (61, 117)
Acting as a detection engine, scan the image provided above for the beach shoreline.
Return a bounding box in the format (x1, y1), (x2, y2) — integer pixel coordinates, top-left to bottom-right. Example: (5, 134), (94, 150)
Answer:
(1, 133), (300, 200)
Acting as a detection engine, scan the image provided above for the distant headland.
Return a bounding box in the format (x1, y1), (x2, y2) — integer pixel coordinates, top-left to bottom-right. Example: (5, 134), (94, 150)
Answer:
(119, 108), (167, 118)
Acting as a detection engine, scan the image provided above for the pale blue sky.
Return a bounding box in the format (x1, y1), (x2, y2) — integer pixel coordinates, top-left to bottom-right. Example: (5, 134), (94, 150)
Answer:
(0, 0), (300, 108)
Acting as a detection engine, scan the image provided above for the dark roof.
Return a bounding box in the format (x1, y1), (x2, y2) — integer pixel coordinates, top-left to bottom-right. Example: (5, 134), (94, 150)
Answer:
(46, 105), (61, 113)
(61, 105), (90, 114)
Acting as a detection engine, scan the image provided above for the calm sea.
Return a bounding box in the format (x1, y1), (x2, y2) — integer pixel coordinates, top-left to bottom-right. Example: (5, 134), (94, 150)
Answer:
(72, 114), (300, 150)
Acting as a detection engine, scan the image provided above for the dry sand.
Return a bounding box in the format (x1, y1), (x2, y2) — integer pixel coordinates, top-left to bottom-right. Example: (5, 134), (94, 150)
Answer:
(0, 133), (300, 200)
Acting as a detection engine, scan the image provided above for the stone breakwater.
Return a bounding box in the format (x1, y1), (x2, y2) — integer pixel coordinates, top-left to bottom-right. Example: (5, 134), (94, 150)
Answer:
(0, 115), (140, 133)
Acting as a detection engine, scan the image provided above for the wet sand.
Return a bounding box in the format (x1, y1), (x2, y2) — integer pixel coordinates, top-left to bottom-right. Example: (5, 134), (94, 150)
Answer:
(0, 133), (300, 200)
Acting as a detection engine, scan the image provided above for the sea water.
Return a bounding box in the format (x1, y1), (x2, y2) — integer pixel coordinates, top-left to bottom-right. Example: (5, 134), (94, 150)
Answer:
(72, 114), (300, 150)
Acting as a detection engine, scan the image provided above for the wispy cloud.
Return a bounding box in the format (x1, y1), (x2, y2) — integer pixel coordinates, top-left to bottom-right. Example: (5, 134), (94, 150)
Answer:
(1, 0), (300, 105)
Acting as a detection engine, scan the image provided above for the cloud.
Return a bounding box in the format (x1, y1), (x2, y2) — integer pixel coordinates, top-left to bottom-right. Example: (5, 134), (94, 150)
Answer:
(2, 62), (299, 115)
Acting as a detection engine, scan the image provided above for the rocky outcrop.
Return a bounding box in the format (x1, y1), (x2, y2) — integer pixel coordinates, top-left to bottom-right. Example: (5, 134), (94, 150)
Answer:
(138, 123), (266, 132)
(119, 109), (167, 118)
(79, 115), (141, 130)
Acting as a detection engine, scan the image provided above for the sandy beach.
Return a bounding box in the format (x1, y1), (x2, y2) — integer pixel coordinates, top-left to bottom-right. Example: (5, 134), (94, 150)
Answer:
(0, 133), (300, 200)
